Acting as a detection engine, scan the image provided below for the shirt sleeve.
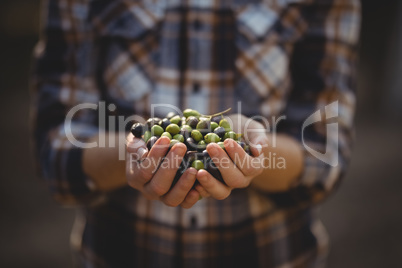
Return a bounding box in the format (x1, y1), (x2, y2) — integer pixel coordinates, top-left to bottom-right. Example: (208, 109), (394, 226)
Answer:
(270, 0), (361, 207)
(31, 0), (102, 206)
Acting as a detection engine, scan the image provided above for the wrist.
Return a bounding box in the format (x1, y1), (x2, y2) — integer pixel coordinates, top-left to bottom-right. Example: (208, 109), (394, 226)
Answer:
(83, 132), (128, 192)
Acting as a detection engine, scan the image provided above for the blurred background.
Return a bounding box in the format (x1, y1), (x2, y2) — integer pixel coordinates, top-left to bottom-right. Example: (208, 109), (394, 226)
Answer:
(0, 0), (401, 267)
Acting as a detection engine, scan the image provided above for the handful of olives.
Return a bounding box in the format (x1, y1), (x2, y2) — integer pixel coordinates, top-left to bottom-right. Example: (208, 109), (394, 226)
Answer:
(130, 108), (252, 185)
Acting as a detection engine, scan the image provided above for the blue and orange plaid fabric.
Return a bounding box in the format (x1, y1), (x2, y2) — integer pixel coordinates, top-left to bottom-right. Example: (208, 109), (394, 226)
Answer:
(31, 0), (360, 267)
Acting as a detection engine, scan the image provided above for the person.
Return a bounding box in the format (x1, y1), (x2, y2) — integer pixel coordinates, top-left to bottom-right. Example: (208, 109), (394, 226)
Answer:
(30, 0), (360, 267)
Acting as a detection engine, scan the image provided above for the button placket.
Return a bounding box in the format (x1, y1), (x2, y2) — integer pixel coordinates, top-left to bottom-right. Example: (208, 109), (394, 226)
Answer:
(181, 198), (207, 228)
(192, 82), (201, 93)
(194, 18), (202, 30)
(190, 215), (197, 227)
(191, 10), (202, 95)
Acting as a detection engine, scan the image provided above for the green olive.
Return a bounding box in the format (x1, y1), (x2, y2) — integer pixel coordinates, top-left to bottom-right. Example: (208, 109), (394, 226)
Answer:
(217, 142), (225, 150)
(219, 119), (231, 132)
(151, 125), (164, 136)
(166, 124), (180, 135)
(180, 125), (192, 139)
(161, 132), (172, 140)
(204, 133), (221, 143)
(170, 115), (181, 125)
(173, 134), (184, 143)
(191, 130), (203, 142)
(183, 109), (201, 118)
(196, 119), (210, 131)
(223, 131), (237, 140)
(197, 140), (207, 151)
(181, 125), (192, 131)
(210, 122), (219, 132)
(170, 139), (180, 148)
(143, 130), (152, 143)
(191, 160), (204, 170)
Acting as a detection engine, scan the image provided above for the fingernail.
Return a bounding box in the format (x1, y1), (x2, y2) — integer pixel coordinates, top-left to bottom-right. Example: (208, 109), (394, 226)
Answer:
(208, 144), (218, 155)
(255, 144), (262, 155)
(173, 145), (185, 155)
(138, 147), (147, 159)
(223, 139), (231, 147)
(197, 172), (206, 182)
(159, 137), (170, 145)
(188, 168), (197, 175)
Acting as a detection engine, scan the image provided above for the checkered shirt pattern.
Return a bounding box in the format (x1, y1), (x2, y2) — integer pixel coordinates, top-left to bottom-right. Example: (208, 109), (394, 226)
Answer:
(31, 0), (360, 267)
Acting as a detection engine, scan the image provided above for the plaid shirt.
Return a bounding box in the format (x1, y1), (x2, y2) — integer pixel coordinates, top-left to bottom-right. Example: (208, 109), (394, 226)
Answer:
(31, 0), (360, 267)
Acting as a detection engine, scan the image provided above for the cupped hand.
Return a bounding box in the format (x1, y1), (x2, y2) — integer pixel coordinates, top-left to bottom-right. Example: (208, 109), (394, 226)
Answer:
(126, 133), (200, 208)
(195, 114), (268, 200)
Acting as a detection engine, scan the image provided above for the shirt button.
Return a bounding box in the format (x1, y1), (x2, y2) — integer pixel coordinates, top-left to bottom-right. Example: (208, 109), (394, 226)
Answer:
(193, 83), (201, 93)
(190, 215), (197, 227)
(193, 19), (202, 30)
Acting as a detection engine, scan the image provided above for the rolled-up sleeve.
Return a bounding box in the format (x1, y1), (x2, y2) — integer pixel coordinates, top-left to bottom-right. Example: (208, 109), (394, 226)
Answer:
(272, 0), (360, 207)
(31, 0), (101, 205)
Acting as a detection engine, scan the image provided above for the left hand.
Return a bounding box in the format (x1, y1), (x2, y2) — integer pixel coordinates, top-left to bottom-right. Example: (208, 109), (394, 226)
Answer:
(195, 114), (269, 200)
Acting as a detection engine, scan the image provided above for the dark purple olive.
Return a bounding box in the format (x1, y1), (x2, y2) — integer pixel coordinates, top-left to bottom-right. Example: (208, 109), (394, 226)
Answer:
(166, 112), (177, 119)
(186, 116), (199, 129)
(237, 141), (246, 150)
(202, 150), (209, 158)
(146, 117), (161, 128)
(159, 118), (171, 130)
(185, 151), (198, 163)
(146, 136), (159, 150)
(213, 126), (226, 138)
(245, 145), (251, 156)
(211, 115), (222, 124)
(180, 127), (191, 139)
(131, 123), (145, 138)
(171, 161), (187, 189)
(185, 137), (197, 151)
(205, 158), (224, 184)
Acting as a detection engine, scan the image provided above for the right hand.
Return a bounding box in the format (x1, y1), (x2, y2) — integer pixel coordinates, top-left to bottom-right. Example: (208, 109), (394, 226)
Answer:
(126, 133), (200, 208)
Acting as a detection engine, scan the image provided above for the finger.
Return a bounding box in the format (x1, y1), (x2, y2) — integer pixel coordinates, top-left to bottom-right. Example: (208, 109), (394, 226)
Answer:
(126, 139), (149, 190)
(144, 142), (187, 197)
(196, 169), (231, 200)
(134, 136), (171, 185)
(180, 189), (200, 209)
(126, 132), (134, 142)
(126, 151), (134, 176)
(206, 143), (249, 189)
(249, 136), (268, 157)
(224, 138), (263, 177)
(243, 119), (266, 143)
(126, 149), (149, 190)
(194, 184), (211, 198)
(161, 167), (197, 207)
(126, 137), (146, 154)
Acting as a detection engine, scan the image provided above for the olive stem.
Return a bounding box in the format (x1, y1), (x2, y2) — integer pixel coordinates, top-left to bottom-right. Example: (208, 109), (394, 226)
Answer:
(201, 108), (232, 118)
